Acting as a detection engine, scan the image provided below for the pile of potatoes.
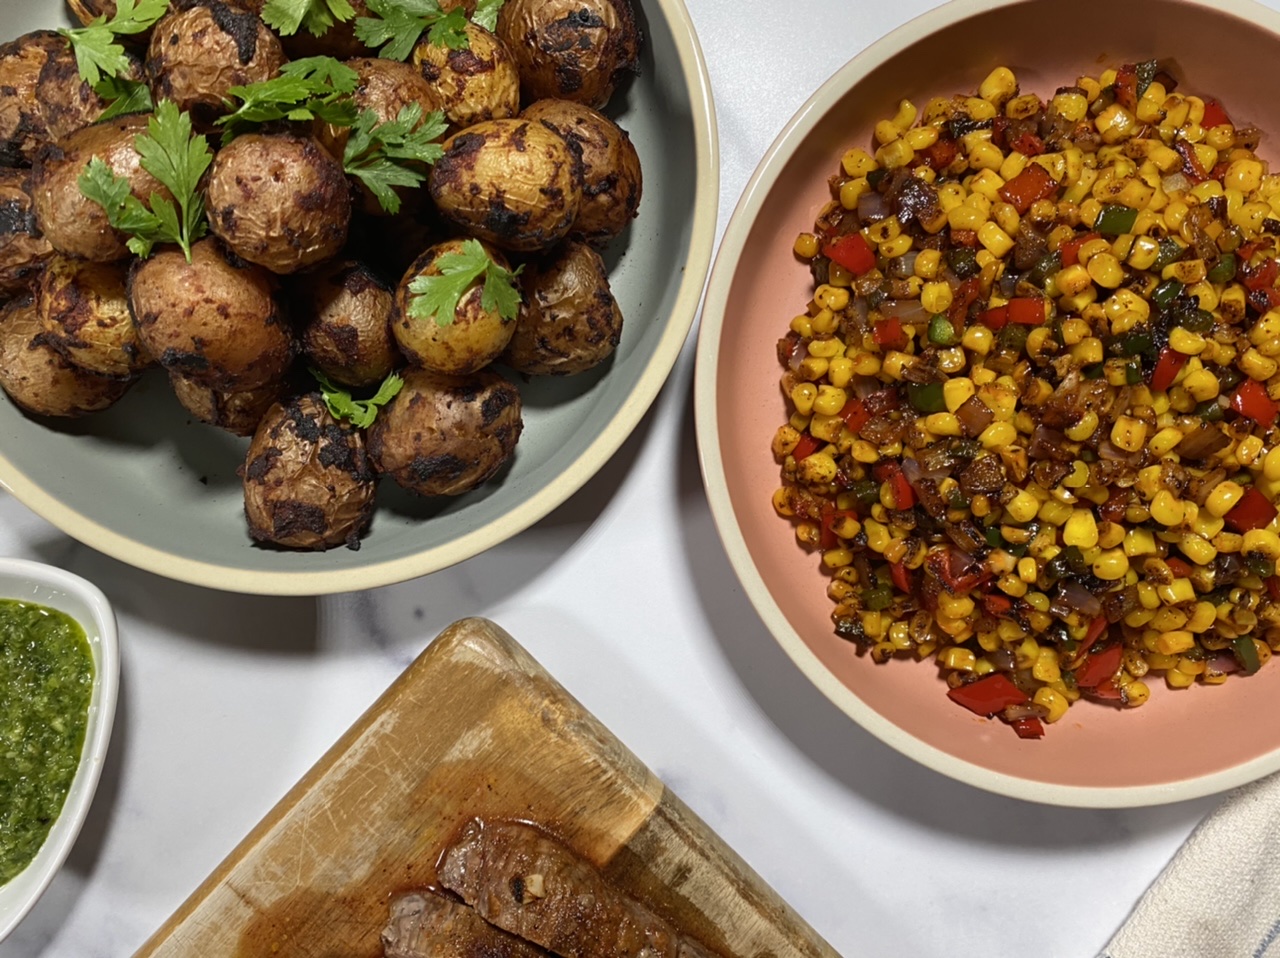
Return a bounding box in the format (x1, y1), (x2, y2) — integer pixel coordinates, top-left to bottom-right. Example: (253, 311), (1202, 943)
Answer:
(0, 0), (643, 551)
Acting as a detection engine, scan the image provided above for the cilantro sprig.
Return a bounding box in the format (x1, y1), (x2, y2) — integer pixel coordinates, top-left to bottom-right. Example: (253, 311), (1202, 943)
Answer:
(218, 57), (360, 142)
(312, 369), (404, 428)
(354, 0), (478, 61)
(261, 0), (357, 37)
(407, 239), (522, 326)
(77, 99), (212, 261)
(60, 0), (168, 116)
(343, 104), (447, 214)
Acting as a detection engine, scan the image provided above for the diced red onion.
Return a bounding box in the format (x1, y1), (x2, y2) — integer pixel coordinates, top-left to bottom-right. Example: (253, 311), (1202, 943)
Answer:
(1098, 439), (1143, 464)
(1162, 172), (1192, 194)
(956, 395), (995, 436)
(1057, 580), (1103, 618)
(857, 191), (891, 223)
(788, 337), (807, 372)
(880, 299), (930, 325)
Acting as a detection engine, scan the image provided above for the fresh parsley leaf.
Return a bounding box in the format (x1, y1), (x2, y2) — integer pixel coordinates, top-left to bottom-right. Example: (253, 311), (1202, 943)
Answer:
(406, 238), (522, 327)
(354, 0), (470, 61)
(311, 369), (404, 428)
(261, 0), (357, 37)
(77, 100), (212, 261)
(94, 75), (154, 121)
(60, 0), (170, 87)
(471, 0), (503, 31)
(218, 56), (360, 141)
(343, 104), (446, 213)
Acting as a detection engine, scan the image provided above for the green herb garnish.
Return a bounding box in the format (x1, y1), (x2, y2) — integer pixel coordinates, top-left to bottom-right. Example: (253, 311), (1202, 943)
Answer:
(471, 0), (503, 31)
(312, 369), (404, 428)
(343, 104), (447, 214)
(217, 56), (360, 141)
(60, 0), (169, 87)
(353, 0), (471, 61)
(93, 75), (155, 121)
(77, 99), (212, 261)
(261, 0), (357, 37)
(407, 238), (522, 326)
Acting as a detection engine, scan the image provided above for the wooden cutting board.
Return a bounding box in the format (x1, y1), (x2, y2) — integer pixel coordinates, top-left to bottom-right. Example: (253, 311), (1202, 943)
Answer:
(133, 618), (841, 958)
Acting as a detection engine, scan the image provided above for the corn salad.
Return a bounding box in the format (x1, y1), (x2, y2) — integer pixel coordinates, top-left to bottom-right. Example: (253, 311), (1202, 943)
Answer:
(773, 62), (1280, 738)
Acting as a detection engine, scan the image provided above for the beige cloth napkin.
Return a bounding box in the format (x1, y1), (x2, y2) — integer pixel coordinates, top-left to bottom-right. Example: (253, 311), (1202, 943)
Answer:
(1101, 772), (1280, 958)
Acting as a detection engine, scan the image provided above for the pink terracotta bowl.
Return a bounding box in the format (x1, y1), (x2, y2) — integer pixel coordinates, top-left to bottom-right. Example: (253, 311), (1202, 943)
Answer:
(695, 0), (1280, 807)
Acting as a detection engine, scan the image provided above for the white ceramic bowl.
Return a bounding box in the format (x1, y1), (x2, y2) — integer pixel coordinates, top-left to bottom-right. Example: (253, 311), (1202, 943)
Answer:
(0, 0), (718, 595)
(697, 0), (1280, 806)
(0, 558), (119, 941)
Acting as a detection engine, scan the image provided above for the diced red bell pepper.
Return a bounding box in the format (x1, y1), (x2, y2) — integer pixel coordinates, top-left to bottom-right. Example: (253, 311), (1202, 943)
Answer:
(1267, 576), (1280, 602)
(947, 672), (1029, 716)
(1239, 240), (1265, 263)
(1080, 614), (1110, 658)
(978, 305), (1008, 330)
(792, 433), (822, 461)
(1007, 296), (1046, 325)
(1114, 62), (1140, 111)
(889, 560), (913, 594)
(1175, 139), (1209, 184)
(919, 137), (959, 171)
(820, 507), (857, 549)
(1165, 557), (1194, 579)
(1010, 716), (1045, 739)
(990, 115), (1009, 151)
(1242, 258), (1280, 312)
(982, 593), (1014, 618)
(1150, 347), (1188, 391)
(1202, 98), (1231, 129)
(874, 460), (916, 509)
(1091, 678), (1125, 700)
(950, 228), (979, 248)
(998, 163), (1057, 214)
(1008, 131), (1046, 158)
(1076, 642), (1123, 689)
(947, 276), (981, 327)
(1224, 486), (1278, 533)
(838, 398), (871, 433)
(1231, 379), (1279, 425)
(822, 232), (877, 276)
(1059, 231), (1101, 267)
(873, 315), (908, 351)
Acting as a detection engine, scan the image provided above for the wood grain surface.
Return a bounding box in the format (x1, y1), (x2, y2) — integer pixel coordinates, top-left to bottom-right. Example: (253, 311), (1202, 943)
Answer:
(132, 618), (840, 958)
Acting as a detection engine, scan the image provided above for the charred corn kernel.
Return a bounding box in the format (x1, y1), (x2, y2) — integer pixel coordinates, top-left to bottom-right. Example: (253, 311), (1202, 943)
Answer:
(1181, 368), (1220, 402)
(913, 248), (942, 280)
(1109, 416), (1147, 453)
(1240, 348), (1279, 381)
(1124, 680), (1151, 706)
(1205, 481), (1246, 518)
(798, 452), (838, 484)
(1168, 327), (1207, 355)
(809, 413), (842, 442)
(968, 140), (1004, 171)
(1063, 509), (1099, 548)
(1033, 686), (1069, 723)
(1004, 489), (1040, 524)
(812, 385), (848, 416)
(979, 66), (1018, 103)
(842, 147), (878, 178)
(794, 232), (819, 258)
(977, 421), (1017, 450)
(1150, 491), (1185, 527)
(876, 138), (915, 169)
(1179, 533), (1217, 566)
(1093, 548), (1129, 581)
(796, 356), (828, 381)
(1186, 601), (1217, 633)
(937, 593), (976, 619)
(1240, 435), (1266, 467)
(1087, 252), (1125, 289)
(977, 221), (1014, 257)
(1064, 411), (1099, 441)
(1096, 103), (1137, 143)
(1243, 528), (1280, 559)
(962, 325), (993, 355)
(1055, 264), (1093, 298)
(941, 379), (974, 413)
(924, 412), (962, 436)
(1155, 630), (1195, 655)
(920, 282), (954, 314)
(814, 285), (850, 312)
(1032, 647), (1061, 683)
(1151, 606), (1189, 633)
(822, 548), (854, 569)
(1165, 667), (1195, 689)
(878, 234), (914, 259)
(865, 217), (901, 244)
(1148, 427), (1184, 457)
(827, 357), (854, 389)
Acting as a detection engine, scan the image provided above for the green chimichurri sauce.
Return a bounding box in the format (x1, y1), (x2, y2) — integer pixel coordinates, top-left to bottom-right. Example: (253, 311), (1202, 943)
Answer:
(0, 599), (93, 886)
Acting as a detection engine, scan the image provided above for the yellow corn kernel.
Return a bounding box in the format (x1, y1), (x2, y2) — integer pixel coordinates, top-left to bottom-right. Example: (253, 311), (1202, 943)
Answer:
(1055, 263), (1093, 298)
(977, 221), (1014, 258)
(1224, 157), (1265, 193)
(827, 357), (854, 389)
(1150, 490), (1185, 527)
(807, 338), (843, 359)
(977, 421), (1017, 450)
(968, 140), (1005, 172)
(1064, 411), (1099, 442)
(812, 385), (848, 417)
(1151, 606), (1189, 633)
(1168, 327), (1207, 356)
(942, 378), (975, 413)
(1002, 489), (1038, 524)
(839, 178), (869, 210)
(920, 281), (954, 315)
(1110, 415), (1148, 453)
(794, 232), (819, 259)
(1158, 578), (1197, 607)
(1087, 252), (1125, 289)
(790, 382), (817, 416)
(1032, 647), (1062, 684)
(1205, 481), (1246, 518)
(903, 125), (939, 151)
(1243, 528), (1280, 559)
(875, 138), (915, 170)
(1181, 368), (1220, 403)
(937, 593), (976, 620)
(1063, 509), (1099, 547)
(1038, 499), (1073, 527)
(939, 646), (977, 672)
(841, 147), (878, 178)
(1148, 426), (1183, 457)
(924, 412), (962, 437)
(979, 66), (1018, 104)
(809, 412), (842, 442)
(1240, 348), (1279, 381)
(1123, 680), (1151, 706)
(913, 248), (942, 280)
(1179, 532), (1217, 566)
(798, 452), (838, 484)
(962, 325), (993, 356)
(999, 573), (1029, 598)
(1155, 630), (1195, 656)
(1095, 103), (1137, 143)
(1033, 686), (1070, 723)
(1093, 548), (1130, 581)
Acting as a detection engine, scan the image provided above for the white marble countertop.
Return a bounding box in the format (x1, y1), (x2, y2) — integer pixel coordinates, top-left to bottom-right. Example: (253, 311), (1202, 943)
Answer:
(4, 0), (1269, 955)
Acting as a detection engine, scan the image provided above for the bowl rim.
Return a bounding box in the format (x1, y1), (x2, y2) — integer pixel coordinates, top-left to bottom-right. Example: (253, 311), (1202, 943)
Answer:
(0, 0), (720, 597)
(694, 0), (1280, 807)
(0, 557), (119, 941)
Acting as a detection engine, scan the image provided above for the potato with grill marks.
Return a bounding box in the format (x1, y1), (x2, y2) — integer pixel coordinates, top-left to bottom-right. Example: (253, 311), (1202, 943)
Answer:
(37, 254), (151, 379)
(0, 31), (63, 167)
(0, 168), (52, 296)
(170, 371), (288, 437)
(411, 22), (520, 134)
(298, 259), (398, 389)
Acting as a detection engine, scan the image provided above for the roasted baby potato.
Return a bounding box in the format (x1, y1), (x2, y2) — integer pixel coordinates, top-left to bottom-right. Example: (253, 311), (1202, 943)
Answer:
(0, 31), (62, 166)
(128, 237), (294, 390)
(30, 115), (170, 263)
(429, 117), (582, 252)
(0, 168), (53, 296)
(368, 366), (522, 496)
(37, 254), (151, 378)
(298, 259), (398, 388)
(496, 0), (640, 109)
(242, 392), (377, 550)
(37, 37), (141, 143)
(0, 294), (132, 417)
(411, 22), (520, 133)
(391, 238), (517, 375)
(170, 370), (287, 436)
(503, 240), (622, 375)
(205, 132), (351, 274)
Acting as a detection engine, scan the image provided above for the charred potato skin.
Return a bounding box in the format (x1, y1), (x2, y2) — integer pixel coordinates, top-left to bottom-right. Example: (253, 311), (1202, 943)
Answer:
(429, 118), (583, 253)
(128, 237), (295, 390)
(299, 259), (399, 388)
(205, 133), (352, 275)
(392, 238), (517, 375)
(170, 370), (287, 436)
(30, 115), (170, 263)
(496, 0), (640, 109)
(368, 367), (522, 496)
(37, 38), (141, 144)
(37, 254), (151, 378)
(0, 31), (62, 167)
(520, 99), (642, 245)
(503, 240), (622, 375)
(0, 294), (132, 417)
(242, 393), (378, 551)
(0, 168), (53, 295)
(411, 23), (520, 133)
(145, 2), (285, 118)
